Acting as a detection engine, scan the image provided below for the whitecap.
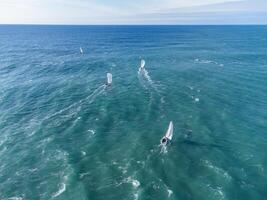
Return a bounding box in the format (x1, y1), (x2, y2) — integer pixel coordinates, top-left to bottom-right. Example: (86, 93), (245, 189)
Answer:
(211, 186), (226, 200)
(134, 192), (139, 200)
(153, 184), (160, 190)
(8, 197), (23, 200)
(28, 168), (38, 172)
(118, 165), (128, 174)
(132, 179), (140, 188)
(52, 183), (66, 198)
(167, 189), (173, 197)
(79, 172), (90, 179)
(188, 86), (194, 90)
(125, 177), (140, 188)
(195, 58), (224, 67)
(112, 161), (118, 165)
(81, 151), (86, 156)
(195, 98), (200, 102)
(87, 129), (95, 135)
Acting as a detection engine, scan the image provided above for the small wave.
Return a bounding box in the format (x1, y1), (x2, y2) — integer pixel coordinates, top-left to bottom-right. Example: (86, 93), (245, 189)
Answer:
(79, 172), (90, 179)
(118, 165), (128, 174)
(134, 192), (139, 200)
(28, 168), (38, 173)
(203, 160), (232, 182)
(87, 129), (95, 135)
(195, 58), (213, 64)
(125, 176), (140, 188)
(194, 58), (224, 67)
(252, 164), (265, 174)
(167, 189), (173, 197)
(208, 186), (226, 200)
(52, 183), (66, 198)
(0, 135), (7, 147)
(187, 86), (194, 90)
(8, 197), (23, 200)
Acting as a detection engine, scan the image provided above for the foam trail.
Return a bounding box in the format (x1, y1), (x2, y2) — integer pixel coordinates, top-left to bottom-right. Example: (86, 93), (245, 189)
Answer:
(87, 84), (107, 104)
(138, 67), (162, 95)
(137, 61), (165, 117)
(138, 72), (148, 90)
(43, 84), (107, 122)
(159, 144), (168, 154)
(138, 67), (153, 84)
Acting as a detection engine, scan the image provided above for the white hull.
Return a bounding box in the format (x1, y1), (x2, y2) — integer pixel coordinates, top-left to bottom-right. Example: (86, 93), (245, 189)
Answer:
(107, 73), (112, 85)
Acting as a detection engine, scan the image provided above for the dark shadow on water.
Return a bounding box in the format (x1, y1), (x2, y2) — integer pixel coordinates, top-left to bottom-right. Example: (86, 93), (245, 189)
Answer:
(178, 139), (223, 149)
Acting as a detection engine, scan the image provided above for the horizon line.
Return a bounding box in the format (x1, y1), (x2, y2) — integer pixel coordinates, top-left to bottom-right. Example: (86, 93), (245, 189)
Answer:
(1, 23), (267, 26)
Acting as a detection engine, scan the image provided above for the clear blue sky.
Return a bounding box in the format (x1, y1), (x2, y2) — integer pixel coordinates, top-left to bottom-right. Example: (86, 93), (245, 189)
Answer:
(0, 0), (266, 24)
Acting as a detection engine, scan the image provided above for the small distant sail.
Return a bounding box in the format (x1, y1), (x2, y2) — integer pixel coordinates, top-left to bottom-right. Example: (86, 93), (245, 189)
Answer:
(107, 73), (112, 85)
(165, 121), (173, 140)
(80, 47), (83, 54)
(140, 59), (145, 69)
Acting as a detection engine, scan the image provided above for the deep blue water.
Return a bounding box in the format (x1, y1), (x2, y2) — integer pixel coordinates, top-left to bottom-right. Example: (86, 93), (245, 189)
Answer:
(0, 25), (267, 200)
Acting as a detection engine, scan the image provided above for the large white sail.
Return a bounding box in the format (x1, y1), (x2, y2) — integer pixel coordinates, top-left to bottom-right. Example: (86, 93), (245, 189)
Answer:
(140, 59), (145, 69)
(107, 73), (112, 85)
(165, 121), (173, 140)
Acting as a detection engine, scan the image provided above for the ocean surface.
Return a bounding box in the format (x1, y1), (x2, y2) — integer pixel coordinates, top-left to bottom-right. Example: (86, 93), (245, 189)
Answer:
(0, 25), (267, 200)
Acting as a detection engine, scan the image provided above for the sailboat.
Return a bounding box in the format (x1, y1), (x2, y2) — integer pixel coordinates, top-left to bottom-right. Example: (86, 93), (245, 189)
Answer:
(161, 121), (173, 145)
(106, 73), (112, 85)
(140, 59), (145, 69)
(80, 47), (83, 54)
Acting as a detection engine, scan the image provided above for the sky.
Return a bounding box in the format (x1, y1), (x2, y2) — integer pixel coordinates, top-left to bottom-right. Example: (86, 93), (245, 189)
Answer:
(0, 0), (266, 24)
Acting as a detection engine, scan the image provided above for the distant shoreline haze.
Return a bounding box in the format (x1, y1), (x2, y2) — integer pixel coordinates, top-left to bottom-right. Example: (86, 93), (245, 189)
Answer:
(0, 0), (266, 24)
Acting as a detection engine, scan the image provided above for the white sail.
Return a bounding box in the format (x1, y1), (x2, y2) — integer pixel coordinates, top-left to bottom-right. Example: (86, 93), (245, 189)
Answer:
(140, 59), (145, 69)
(80, 47), (83, 54)
(165, 121), (173, 140)
(107, 73), (112, 85)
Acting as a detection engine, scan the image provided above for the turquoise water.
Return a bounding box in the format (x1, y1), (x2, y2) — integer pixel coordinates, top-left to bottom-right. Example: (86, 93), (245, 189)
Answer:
(0, 25), (267, 200)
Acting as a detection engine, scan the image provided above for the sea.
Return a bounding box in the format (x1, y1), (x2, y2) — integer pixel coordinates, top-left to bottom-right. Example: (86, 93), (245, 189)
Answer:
(0, 25), (266, 200)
